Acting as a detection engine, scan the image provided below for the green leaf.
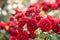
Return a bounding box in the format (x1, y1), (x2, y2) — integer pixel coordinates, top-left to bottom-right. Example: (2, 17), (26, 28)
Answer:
(39, 32), (46, 39)
(36, 37), (40, 40)
(46, 34), (57, 40)
(0, 33), (7, 40)
(46, 36), (51, 40)
(52, 13), (59, 18)
(0, 15), (8, 22)
(56, 34), (60, 40)
(0, 0), (7, 7)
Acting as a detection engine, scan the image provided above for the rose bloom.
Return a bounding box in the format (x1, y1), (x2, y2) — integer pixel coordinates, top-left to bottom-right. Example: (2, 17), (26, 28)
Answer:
(31, 14), (43, 23)
(9, 36), (17, 40)
(52, 18), (60, 34)
(25, 3), (40, 16)
(28, 32), (36, 39)
(27, 19), (38, 33)
(39, 18), (52, 32)
(17, 32), (29, 40)
(17, 17), (28, 28)
(47, 15), (54, 26)
(0, 21), (5, 29)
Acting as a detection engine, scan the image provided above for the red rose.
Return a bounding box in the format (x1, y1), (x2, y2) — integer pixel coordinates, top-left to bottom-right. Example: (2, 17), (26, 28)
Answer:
(28, 32), (36, 39)
(17, 32), (29, 40)
(57, 2), (60, 7)
(25, 4), (40, 16)
(9, 28), (23, 36)
(31, 14), (43, 23)
(25, 7), (35, 16)
(15, 8), (22, 13)
(47, 15), (54, 26)
(15, 13), (24, 20)
(10, 29), (19, 36)
(17, 17), (28, 28)
(43, 4), (49, 12)
(39, 18), (52, 32)
(9, 15), (15, 21)
(0, 21), (5, 29)
(52, 18), (60, 34)
(27, 19), (38, 33)
(43, 3), (51, 12)
(9, 36), (16, 40)
(51, 3), (58, 10)
(6, 21), (16, 27)
(6, 21), (16, 33)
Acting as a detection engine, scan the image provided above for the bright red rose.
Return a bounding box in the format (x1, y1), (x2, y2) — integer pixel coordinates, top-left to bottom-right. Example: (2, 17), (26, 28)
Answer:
(51, 3), (58, 10)
(39, 18), (52, 32)
(52, 18), (60, 34)
(47, 15), (54, 26)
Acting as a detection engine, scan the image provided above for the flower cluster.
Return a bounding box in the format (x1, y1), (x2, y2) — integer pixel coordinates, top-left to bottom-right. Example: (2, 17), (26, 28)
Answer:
(0, 0), (60, 40)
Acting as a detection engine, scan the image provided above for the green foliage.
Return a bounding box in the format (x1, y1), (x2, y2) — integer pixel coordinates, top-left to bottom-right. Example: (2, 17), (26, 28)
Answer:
(0, 33), (7, 40)
(0, 15), (8, 22)
(0, 0), (7, 8)
(46, 34), (57, 40)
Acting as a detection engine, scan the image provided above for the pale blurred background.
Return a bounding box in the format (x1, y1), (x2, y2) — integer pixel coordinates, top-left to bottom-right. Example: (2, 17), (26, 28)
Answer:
(0, 0), (60, 22)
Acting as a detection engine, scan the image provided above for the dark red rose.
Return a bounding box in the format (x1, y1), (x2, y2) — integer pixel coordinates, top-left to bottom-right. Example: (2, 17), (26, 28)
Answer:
(31, 14), (43, 23)
(17, 17), (28, 28)
(9, 36), (17, 40)
(6, 21), (16, 33)
(45, 3), (51, 8)
(10, 29), (19, 36)
(52, 18), (60, 34)
(33, 4), (40, 13)
(27, 19), (38, 33)
(56, 0), (60, 2)
(39, 18), (52, 32)
(16, 27), (23, 32)
(43, 5), (49, 12)
(15, 13), (24, 20)
(0, 21), (5, 29)
(28, 32), (36, 39)
(9, 15), (15, 21)
(6, 21), (16, 27)
(57, 1), (60, 7)
(17, 32), (29, 40)
(25, 4), (35, 16)
(25, 4), (40, 16)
